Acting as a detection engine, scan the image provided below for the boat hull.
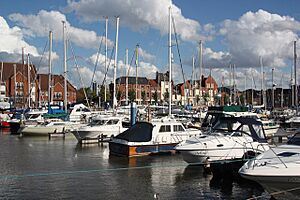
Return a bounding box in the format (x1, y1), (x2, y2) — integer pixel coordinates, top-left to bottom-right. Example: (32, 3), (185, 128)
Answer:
(0, 121), (10, 128)
(20, 126), (65, 136)
(72, 128), (126, 143)
(109, 142), (177, 157)
(240, 174), (300, 200)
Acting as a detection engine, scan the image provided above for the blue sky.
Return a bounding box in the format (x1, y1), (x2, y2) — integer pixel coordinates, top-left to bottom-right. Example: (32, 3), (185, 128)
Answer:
(0, 0), (300, 89)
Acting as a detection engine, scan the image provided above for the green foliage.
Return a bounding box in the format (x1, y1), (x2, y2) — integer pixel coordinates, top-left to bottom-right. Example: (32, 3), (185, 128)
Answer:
(164, 91), (169, 102)
(152, 90), (158, 104)
(141, 91), (146, 104)
(129, 89), (135, 102)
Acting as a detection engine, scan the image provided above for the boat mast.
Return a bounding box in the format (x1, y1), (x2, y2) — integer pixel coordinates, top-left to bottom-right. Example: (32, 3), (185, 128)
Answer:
(192, 55), (195, 105)
(1, 62), (3, 84)
(48, 31), (52, 109)
(62, 21), (68, 113)
(251, 68), (254, 105)
(105, 17), (108, 103)
(199, 40), (202, 106)
(27, 54), (31, 108)
(281, 74), (284, 108)
(125, 48), (129, 105)
(14, 64), (16, 107)
(294, 41), (298, 111)
(291, 62), (294, 107)
(229, 64), (232, 105)
(135, 44), (139, 104)
(272, 68), (274, 109)
(113, 17), (119, 111)
(233, 64), (236, 104)
(168, 6), (172, 116)
(244, 74), (247, 105)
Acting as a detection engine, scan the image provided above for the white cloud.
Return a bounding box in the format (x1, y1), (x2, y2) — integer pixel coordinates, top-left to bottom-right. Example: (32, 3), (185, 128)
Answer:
(219, 9), (300, 68)
(0, 16), (39, 56)
(66, 0), (207, 42)
(9, 10), (114, 49)
(0, 16), (60, 72)
(68, 52), (160, 88)
(138, 47), (155, 62)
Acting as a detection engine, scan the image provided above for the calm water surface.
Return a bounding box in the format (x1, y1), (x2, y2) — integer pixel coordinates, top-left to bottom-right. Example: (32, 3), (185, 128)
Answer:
(0, 131), (270, 200)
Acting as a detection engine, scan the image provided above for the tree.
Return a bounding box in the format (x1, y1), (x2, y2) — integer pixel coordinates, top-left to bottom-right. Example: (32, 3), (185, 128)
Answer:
(152, 90), (158, 104)
(128, 89), (136, 102)
(117, 91), (122, 101)
(203, 93), (209, 103)
(99, 85), (111, 102)
(164, 91), (169, 102)
(214, 94), (221, 105)
(141, 91), (146, 105)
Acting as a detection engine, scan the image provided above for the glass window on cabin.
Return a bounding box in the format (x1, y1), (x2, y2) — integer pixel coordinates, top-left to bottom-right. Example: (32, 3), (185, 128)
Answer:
(252, 124), (265, 139)
(159, 125), (171, 132)
(174, 125), (185, 132)
(239, 124), (250, 135)
(107, 119), (119, 125)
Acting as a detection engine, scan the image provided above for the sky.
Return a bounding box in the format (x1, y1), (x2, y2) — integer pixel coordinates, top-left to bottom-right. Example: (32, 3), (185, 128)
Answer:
(1, 0), (300, 90)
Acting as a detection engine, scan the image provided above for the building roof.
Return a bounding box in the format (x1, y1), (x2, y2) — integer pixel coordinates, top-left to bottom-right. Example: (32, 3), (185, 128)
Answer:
(149, 79), (158, 87)
(0, 62), (37, 81)
(38, 74), (76, 91)
(116, 76), (149, 85)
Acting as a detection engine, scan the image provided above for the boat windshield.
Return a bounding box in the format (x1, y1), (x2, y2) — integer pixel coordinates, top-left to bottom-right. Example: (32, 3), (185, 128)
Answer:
(287, 133), (300, 145)
(90, 119), (106, 126)
(26, 114), (41, 120)
(211, 117), (267, 141)
(211, 120), (242, 135)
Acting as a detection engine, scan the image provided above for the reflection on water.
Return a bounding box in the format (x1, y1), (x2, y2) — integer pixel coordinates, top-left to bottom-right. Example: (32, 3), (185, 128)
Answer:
(0, 134), (269, 199)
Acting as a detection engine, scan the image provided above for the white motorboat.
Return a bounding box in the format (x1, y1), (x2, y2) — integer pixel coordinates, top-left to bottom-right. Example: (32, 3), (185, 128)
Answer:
(260, 117), (280, 138)
(69, 103), (99, 123)
(109, 117), (202, 157)
(285, 116), (300, 129)
(200, 106), (258, 131)
(24, 109), (48, 124)
(239, 133), (300, 200)
(20, 120), (81, 136)
(175, 117), (269, 167)
(71, 115), (130, 143)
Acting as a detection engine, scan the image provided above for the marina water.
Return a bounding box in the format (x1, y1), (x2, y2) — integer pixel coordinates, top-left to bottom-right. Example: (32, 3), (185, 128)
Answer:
(0, 131), (270, 199)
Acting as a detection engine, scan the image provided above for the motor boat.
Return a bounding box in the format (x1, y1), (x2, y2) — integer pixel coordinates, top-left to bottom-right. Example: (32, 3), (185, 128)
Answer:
(20, 120), (81, 136)
(71, 115), (130, 143)
(69, 103), (99, 123)
(109, 117), (202, 157)
(200, 106), (258, 131)
(175, 117), (269, 169)
(260, 117), (280, 138)
(239, 132), (300, 200)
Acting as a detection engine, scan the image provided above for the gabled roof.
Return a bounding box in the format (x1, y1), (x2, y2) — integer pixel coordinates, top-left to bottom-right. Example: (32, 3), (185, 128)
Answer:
(149, 79), (158, 87)
(38, 74), (76, 91)
(0, 62), (37, 81)
(116, 76), (149, 85)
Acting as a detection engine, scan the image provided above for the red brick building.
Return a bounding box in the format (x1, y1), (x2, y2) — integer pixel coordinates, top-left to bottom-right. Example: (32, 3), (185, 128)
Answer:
(38, 74), (77, 106)
(0, 62), (77, 108)
(175, 75), (218, 106)
(114, 76), (151, 105)
(0, 62), (38, 108)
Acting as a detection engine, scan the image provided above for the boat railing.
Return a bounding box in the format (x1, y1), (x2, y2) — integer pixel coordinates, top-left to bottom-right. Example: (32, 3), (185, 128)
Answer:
(249, 146), (288, 169)
(268, 146), (288, 168)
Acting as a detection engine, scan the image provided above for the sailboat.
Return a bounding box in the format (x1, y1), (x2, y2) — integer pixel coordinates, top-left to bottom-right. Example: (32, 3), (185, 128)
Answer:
(109, 6), (202, 157)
